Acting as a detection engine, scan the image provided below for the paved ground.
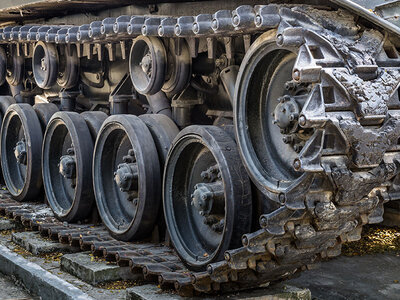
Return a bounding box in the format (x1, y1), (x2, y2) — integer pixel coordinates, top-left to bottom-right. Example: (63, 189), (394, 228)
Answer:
(0, 230), (126, 300)
(1, 214), (400, 299)
(0, 272), (35, 300)
(286, 253), (400, 300)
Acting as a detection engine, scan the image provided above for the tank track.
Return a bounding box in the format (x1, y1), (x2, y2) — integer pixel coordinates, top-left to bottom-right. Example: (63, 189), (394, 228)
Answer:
(1, 2), (400, 297)
(0, 179), (389, 296)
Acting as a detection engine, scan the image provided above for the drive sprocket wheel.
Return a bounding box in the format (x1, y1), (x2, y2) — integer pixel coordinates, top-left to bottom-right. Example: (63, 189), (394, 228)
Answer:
(234, 30), (311, 199)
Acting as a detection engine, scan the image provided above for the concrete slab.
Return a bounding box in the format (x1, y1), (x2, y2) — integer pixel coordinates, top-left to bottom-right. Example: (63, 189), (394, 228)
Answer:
(61, 252), (140, 285)
(11, 231), (78, 255)
(0, 244), (93, 300)
(0, 226), (127, 299)
(0, 218), (16, 231)
(286, 254), (400, 300)
(0, 272), (36, 299)
(126, 284), (311, 300)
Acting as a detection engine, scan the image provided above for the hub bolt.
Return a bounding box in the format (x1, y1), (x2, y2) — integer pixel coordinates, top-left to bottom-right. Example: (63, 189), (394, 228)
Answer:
(282, 135), (292, 144)
(299, 115), (307, 127)
(293, 159), (301, 171)
(289, 113), (299, 121)
(292, 69), (301, 81)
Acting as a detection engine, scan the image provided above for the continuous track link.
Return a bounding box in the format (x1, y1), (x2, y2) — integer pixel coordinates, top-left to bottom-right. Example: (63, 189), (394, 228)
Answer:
(0, 181), (389, 296)
(0, 2), (400, 297)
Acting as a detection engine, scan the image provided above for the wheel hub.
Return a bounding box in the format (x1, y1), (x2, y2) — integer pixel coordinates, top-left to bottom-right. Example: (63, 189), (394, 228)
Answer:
(191, 181), (224, 217)
(114, 162), (138, 192)
(59, 156), (76, 179)
(140, 53), (152, 75)
(40, 58), (47, 71)
(59, 147), (76, 179)
(14, 139), (27, 165)
(273, 95), (299, 133)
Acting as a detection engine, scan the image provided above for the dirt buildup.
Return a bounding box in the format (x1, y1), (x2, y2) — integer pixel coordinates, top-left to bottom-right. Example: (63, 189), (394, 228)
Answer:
(96, 280), (137, 290)
(342, 225), (400, 256)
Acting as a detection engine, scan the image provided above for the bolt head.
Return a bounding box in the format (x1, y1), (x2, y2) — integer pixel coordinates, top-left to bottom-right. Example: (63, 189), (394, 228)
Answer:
(232, 15), (240, 26)
(279, 193), (285, 203)
(207, 264), (213, 274)
(260, 216), (267, 228)
(211, 19), (218, 30)
(276, 34), (284, 46)
(292, 69), (301, 81)
(299, 115), (306, 126)
(174, 25), (181, 36)
(255, 15), (262, 26)
(224, 252), (231, 261)
(293, 159), (301, 171)
(141, 25), (147, 36)
(192, 23), (199, 33)
(242, 235), (249, 246)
